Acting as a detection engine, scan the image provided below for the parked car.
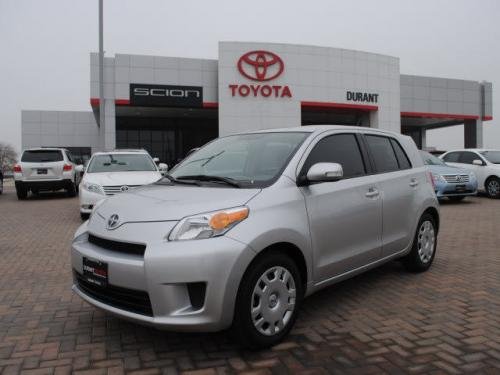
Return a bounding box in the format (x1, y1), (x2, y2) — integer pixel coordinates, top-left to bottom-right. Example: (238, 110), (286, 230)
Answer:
(440, 149), (500, 198)
(13, 148), (82, 200)
(78, 149), (165, 220)
(71, 126), (439, 348)
(420, 151), (477, 202)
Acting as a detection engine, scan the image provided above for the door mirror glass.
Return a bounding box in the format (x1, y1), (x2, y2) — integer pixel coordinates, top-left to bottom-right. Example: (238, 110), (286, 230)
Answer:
(472, 159), (484, 166)
(306, 162), (343, 183)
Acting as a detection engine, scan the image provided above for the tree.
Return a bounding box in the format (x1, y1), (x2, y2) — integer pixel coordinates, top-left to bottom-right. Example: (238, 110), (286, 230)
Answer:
(0, 142), (18, 172)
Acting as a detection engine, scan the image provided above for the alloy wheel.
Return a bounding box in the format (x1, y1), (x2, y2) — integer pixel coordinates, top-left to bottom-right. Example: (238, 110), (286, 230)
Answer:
(417, 220), (435, 263)
(487, 179), (500, 197)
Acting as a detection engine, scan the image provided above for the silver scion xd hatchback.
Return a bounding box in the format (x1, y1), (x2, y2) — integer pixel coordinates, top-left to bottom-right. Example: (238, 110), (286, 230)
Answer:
(71, 126), (439, 348)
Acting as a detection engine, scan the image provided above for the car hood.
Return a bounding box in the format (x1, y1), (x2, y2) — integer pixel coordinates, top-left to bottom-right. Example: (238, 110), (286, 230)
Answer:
(427, 165), (471, 175)
(83, 171), (162, 186)
(94, 184), (262, 223)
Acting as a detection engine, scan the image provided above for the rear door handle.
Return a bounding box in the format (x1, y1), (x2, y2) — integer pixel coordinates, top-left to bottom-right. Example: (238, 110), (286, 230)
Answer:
(365, 188), (379, 198)
(410, 178), (419, 187)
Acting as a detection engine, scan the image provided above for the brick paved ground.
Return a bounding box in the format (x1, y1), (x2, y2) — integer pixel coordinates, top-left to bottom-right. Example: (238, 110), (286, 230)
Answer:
(0, 184), (499, 374)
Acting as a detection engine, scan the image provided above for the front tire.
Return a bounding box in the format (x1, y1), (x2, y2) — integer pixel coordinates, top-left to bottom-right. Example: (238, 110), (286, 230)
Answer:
(485, 177), (500, 199)
(403, 213), (437, 272)
(232, 251), (303, 349)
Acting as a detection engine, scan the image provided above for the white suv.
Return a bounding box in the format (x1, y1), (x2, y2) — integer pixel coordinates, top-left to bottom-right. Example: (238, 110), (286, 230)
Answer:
(78, 150), (165, 220)
(14, 148), (82, 200)
(440, 149), (500, 198)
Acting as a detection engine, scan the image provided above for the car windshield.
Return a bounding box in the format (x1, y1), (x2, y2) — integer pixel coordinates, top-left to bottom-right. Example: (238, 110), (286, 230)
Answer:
(420, 151), (446, 166)
(480, 151), (500, 164)
(87, 154), (157, 173)
(21, 150), (63, 162)
(170, 132), (309, 187)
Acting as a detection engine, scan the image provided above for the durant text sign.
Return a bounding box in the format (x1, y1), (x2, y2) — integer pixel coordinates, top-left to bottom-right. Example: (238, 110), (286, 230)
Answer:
(130, 84), (203, 107)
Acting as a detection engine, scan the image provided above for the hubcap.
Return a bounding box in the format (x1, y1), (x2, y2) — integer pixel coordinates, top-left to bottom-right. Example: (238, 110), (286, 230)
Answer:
(251, 266), (296, 336)
(488, 180), (500, 196)
(417, 220), (435, 263)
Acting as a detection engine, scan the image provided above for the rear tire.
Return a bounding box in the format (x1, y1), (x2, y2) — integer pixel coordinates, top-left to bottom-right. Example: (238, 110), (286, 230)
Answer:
(67, 182), (77, 197)
(485, 177), (500, 199)
(80, 212), (90, 221)
(232, 251), (303, 349)
(16, 186), (28, 200)
(403, 213), (437, 272)
(448, 196), (465, 202)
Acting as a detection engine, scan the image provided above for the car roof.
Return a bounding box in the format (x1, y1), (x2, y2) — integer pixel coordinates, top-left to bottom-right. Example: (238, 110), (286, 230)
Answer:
(92, 150), (150, 156)
(443, 149), (495, 153)
(240, 125), (401, 137)
(23, 147), (66, 152)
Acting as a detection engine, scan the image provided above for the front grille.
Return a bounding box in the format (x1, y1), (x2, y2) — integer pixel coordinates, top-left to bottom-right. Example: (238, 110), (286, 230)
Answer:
(88, 234), (146, 256)
(102, 185), (140, 196)
(74, 271), (153, 316)
(443, 174), (469, 183)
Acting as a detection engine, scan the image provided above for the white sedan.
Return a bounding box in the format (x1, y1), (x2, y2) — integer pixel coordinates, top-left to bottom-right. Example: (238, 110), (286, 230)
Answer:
(78, 150), (166, 220)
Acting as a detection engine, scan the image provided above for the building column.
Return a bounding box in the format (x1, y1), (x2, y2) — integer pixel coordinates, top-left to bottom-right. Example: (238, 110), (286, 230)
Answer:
(419, 128), (427, 149)
(464, 119), (483, 148)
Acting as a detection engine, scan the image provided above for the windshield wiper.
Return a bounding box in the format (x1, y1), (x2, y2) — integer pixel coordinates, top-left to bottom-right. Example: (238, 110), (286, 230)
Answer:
(155, 174), (200, 186)
(175, 174), (241, 188)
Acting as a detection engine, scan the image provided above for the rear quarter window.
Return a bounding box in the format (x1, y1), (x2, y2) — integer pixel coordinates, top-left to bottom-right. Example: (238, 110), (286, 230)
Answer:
(21, 150), (63, 162)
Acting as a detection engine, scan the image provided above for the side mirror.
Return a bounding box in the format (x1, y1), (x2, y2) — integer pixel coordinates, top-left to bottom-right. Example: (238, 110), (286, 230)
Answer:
(153, 157), (160, 164)
(472, 159), (484, 166)
(158, 163), (168, 175)
(306, 162), (343, 183)
(75, 165), (85, 176)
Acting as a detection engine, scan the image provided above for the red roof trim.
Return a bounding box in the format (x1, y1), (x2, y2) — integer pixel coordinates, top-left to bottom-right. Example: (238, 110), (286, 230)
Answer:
(202, 102), (219, 109)
(401, 111), (479, 120)
(301, 101), (378, 111)
(90, 98), (130, 106)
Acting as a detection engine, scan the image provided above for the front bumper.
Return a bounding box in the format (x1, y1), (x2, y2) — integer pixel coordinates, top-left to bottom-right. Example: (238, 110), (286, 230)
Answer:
(71, 220), (255, 332)
(435, 180), (478, 198)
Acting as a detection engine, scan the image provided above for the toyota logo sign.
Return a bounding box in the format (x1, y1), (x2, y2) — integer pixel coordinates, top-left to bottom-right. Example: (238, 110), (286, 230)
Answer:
(230, 50), (292, 99)
(237, 51), (284, 82)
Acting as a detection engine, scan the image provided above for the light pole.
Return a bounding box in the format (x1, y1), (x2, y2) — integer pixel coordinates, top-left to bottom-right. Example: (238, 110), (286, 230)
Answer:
(98, 0), (105, 136)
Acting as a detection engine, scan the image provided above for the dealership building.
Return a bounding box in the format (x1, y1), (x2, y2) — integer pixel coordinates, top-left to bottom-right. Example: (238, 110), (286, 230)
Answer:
(21, 42), (493, 165)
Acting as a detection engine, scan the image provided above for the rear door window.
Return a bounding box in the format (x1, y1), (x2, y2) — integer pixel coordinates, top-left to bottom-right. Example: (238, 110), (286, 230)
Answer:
(365, 135), (399, 173)
(390, 139), (412, 169)
(21, 150), (63, 162)
(301, 133), (366, 178)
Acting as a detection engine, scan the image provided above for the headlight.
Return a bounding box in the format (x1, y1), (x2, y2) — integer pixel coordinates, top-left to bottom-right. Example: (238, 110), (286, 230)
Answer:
(83, 182), (104, 195)
(168, 206), (249, 241)
(431, 173), (445, 183)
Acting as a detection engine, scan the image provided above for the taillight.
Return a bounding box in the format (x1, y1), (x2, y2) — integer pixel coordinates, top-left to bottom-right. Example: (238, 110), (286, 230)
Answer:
(14, 164), (22, 173)
(426, 171), (436, 189)
(63, 164), (73, 171)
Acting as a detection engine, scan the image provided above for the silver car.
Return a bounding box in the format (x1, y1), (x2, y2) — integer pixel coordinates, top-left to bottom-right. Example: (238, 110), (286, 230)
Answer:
(71, 126), (439, 348)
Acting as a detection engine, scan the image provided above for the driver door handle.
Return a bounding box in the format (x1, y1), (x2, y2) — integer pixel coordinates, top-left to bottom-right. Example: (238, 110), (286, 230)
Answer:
(410, 178), (419, 187)
(365, 187), (379, 198)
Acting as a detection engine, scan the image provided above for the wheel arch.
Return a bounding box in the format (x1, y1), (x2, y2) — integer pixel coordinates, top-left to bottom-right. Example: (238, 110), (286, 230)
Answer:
(423, 206), (440, 233)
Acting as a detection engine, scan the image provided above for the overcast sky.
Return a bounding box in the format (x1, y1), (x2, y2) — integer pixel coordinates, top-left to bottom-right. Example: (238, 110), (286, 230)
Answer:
(0, 0), (498, 154)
